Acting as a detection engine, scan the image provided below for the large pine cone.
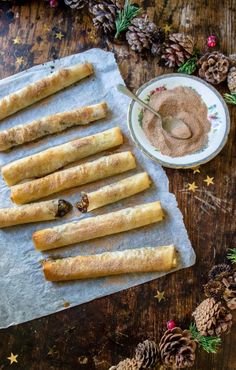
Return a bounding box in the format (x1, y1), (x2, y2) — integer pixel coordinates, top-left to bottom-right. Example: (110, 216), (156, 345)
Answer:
(109, 358), (141, 370)
(227, 67), (236, 93)
(192, 298), (232, 336)
(204, 279), (225, 301)
(126, 17), (165, 54)
(159, 327), (197, 369)
(208, 263), (232, 280)
(198, 51), (230, 84)
(89, 0), (123, 35)
(64, 0), (86, 9)
(135, 340), (160, 368)
(222, 270), (236, 310)
(161, 33), (195, 68)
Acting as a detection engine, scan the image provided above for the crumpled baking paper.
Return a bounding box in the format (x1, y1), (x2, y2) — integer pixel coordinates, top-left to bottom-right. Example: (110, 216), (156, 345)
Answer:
(0, 49), (196, 328)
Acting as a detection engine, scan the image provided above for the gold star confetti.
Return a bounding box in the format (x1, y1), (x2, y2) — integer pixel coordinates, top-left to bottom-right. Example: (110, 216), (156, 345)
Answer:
(7, 353), (18, 365)
(15, 56), (24, 67)
(154, 290), (165, 302)
(187, 182), (198, 192)
(47, 345), (59, 357)
(163, 24), (172, 33)
(13, 36), (22, 45)
(204, 176), (214, 186)
(192, 166), (200, 174)
(43, 24), (51, 32)
(63, 301), (70, 308)
(55, 31), (64, 40)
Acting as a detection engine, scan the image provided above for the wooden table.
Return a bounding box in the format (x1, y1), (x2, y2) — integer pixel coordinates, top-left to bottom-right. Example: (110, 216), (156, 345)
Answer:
(0, 1), (235, 369)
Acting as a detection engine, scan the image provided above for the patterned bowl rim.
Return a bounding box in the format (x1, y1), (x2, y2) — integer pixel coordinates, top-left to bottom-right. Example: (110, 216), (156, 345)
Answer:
(127, 73), (231, 169)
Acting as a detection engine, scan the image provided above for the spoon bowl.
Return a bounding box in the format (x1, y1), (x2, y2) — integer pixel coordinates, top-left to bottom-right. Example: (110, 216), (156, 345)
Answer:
(162, 116), (192, 140)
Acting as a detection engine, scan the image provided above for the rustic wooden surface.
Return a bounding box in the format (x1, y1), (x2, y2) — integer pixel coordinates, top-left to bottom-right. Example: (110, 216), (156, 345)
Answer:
(0, 1), (235, 369)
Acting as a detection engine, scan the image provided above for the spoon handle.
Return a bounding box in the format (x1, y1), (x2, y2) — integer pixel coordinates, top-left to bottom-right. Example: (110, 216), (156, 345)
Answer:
(117, 84), (161, 119)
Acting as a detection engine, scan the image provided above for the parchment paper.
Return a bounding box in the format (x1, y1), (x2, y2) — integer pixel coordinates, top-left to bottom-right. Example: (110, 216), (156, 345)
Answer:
(0, 49), (196, 328)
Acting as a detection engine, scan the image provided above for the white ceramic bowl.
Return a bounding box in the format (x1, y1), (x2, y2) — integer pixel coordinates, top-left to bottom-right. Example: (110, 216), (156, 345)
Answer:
(128, 73), (230, 168)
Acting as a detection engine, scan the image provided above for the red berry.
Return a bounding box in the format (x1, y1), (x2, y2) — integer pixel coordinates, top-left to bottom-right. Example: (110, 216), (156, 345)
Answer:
(167, 320), (176, 330)
(50, 0), (58, 7)
(207, 35), (217, 48)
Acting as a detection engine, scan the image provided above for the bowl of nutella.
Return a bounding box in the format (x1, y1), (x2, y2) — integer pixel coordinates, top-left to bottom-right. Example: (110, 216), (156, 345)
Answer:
(128, 73), (230, 168)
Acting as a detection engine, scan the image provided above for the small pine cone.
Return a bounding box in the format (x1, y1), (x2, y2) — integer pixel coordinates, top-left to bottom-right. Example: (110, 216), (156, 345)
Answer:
(64, 0), (87, 9)
(89, 0), (123, 35)
(192, 298), (232, 336)
(227, 67), (236, 93)
(208, 263), (232, 281)
(159, 327), (197, 369)
(198, 51), (230, 84)
(126, 17), (164, 54)
(109, 358), (141, 370)
(204, 279), (225, 300)
(135, 340), (160, 368)
(161, 33), (195, 68)
(222, 270), (236, 310)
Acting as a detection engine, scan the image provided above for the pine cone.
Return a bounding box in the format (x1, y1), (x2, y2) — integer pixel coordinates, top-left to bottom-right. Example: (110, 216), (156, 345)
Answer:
(89, 0), (122, 35)
(204, 279), (225, 300)
(208, 263), (232, 280)
(161, 33), (195, 68)
(192, 298), (232, 336)
(198, 51), (230, 84)
(151, 28), (166, 56)
(222, 270), (236, 310)
(126, 17), (165, 54)
(159, 327), (196, 369)
(135, 340), (160, 368)
(109, 358), (141, 370)
(227, 67), (236, 93)
(64, 0), (86, 9)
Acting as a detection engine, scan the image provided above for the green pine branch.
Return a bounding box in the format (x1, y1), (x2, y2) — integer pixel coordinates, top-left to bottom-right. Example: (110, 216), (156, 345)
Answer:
(115, 0), (141, 39)
(178, 50), (200, 75)
(227, 248), (236, 263)
(189, 323), (221, 354)
(224, 92), (236, 105)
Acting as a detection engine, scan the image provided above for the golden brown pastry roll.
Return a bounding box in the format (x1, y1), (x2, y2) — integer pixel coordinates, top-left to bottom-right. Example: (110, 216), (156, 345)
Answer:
(76, 172), (151, 213)
(43, 245), (177, 281)
(11, 151), (136, 205)
(0, 199), (72, 228)
(0, 102), (107, 151)
(33, 201), (164, 251)
(2, 127), (123, 186)
(0, 62), (93, 121)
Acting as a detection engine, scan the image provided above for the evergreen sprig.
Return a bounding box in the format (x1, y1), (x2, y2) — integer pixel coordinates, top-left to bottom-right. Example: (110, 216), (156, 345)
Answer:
(178, 50), (200, 75)
(224, 92), (236, 105)
(227, 248), (236, 263)
(115, 0), (141, 39)
(189, 323), (221, 354)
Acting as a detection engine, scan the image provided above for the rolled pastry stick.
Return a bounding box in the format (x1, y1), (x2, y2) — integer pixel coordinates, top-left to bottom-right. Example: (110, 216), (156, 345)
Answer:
(33, 201), (164, 251)
(76, 172), (151, 213)
(43, 245), (177, 281)
(11, 151), (136, 205)
(2, 127), (123, 186)
(0, 102), (107, 151)
(0, 199), (72, 228)
(0, 62), (93, 121)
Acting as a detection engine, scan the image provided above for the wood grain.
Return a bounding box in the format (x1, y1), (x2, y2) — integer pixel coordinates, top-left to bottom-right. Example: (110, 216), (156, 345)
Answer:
(0, 1), (235, 369)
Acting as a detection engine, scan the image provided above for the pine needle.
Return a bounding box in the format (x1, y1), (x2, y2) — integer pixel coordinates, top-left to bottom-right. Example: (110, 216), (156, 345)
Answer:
(178, 56), (198, 74)
(178, 50), (200, 75)
(189, 323), (221, 354)
(115, 0), (141, 39)
(224, 92), (236, 105)
(227, 248), (236, 263)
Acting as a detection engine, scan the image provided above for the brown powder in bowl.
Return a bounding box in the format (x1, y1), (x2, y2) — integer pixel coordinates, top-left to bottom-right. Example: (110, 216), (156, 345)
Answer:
(142, 86), (211, 157)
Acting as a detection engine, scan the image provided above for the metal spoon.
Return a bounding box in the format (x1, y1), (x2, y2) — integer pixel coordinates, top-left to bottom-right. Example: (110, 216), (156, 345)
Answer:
(117, 84), (192, 140)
